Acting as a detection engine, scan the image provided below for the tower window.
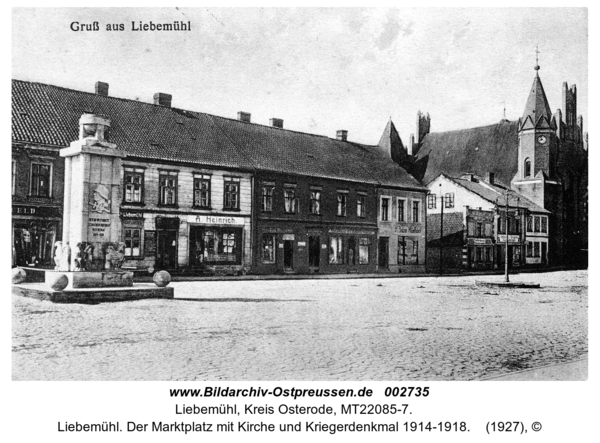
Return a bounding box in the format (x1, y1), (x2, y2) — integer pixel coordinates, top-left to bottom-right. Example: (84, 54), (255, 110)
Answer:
(524, 158), (531, 178)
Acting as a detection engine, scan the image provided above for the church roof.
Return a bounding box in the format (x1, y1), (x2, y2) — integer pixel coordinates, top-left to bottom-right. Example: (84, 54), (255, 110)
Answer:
(12, 79), (425, 191)
(520, 74), (554, 131)
(413, 120), (519, 186)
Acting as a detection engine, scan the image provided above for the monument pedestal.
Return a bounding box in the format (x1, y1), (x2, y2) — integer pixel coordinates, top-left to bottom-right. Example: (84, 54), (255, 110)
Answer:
(13, 113), (174, 303)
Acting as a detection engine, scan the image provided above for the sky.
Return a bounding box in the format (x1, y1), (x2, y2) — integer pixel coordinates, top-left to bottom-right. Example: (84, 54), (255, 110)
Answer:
(11, 7), (588, 145)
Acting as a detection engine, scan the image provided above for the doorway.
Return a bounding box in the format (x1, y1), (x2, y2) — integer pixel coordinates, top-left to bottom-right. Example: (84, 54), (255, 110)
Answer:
(378, 237), (389, 268)
(157, 230), (177, 269)
(283, 240), (294, 271)
(308, 236), (320, 269)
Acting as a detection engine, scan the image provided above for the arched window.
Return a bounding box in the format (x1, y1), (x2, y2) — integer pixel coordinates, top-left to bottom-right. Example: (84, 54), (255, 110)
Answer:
(524, 158), (531, 177)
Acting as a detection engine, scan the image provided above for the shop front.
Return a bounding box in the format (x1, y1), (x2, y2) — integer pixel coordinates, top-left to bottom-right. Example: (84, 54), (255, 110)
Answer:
(12, 205), (62, 268)
(186, 214), (248, 275)
(496, 234), (523, 268)
(254, 223), (377, 275)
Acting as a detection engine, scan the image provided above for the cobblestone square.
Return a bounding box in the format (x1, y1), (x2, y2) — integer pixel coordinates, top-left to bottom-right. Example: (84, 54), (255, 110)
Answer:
(12, 270), (587, 381)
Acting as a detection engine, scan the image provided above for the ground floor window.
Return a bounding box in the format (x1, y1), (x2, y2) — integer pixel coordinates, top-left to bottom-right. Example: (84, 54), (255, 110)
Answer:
(329, 236), (344, 264)
(123, 228), (142, 257)
(398, 236), (418, 265)
(262, 234), (276, 263)
(189, 226), (243, 265)
(13, 222), (57, 267)
(359, 237), (371, 264)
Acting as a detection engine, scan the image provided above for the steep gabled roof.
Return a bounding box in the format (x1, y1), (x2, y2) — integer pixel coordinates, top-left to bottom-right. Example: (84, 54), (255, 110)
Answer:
(520, 74), (554, 130)
(12, 79), (426, 190)
(377, 119), (407, 165)
(414, 120), (519, 186)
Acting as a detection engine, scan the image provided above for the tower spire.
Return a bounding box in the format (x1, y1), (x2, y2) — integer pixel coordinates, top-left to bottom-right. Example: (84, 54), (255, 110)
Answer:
(534, 45), (540, 76)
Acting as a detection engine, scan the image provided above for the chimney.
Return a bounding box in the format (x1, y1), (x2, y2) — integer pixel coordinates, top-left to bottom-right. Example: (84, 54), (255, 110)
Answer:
(270, 118), (283, 128)
(407, 134), (415, 156)
(95, 81), (109, 96)
(237, 111), (251, 123)
(336, 130), (348, 142)
(485, 172), (495, 185)
(154, 93), (172, 108)
(461, 173), (476, 182)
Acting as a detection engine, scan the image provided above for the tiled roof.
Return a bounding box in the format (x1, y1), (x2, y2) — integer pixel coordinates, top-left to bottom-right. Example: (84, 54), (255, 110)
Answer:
(413, 120), (519, 186)
(12, 79), (425, 190)
(427, 212), (464, 245)
(450, 176), (549, 214)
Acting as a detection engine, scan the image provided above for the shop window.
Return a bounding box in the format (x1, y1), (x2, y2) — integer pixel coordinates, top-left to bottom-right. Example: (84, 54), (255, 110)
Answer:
(398, 237), (406, 265)
(124, 168), (144, 203)
(397, 198), (406, 222)
(533, 241), (540, 257)
(444, 193), (454, 208)
(159, 171), (178, 206)
(337, 193), (347, 217)
(329, 236), (343, 264)
(398, 237), (418, 265)
(261, 186), (273, 212)
(310, 190), (321, 214)
(192, 228), (241, 264)
(30, 162), (51, 197)
(284, 188), (298, 213)
(13, 223), (57, 266)
(486, 247), (493, 262)
(359, 237), (371, 264)
(381, 197), (390, 221)
(357, 195), (366, 218)
(194, 175), (211, 208)
(412, 200), (421, 223)
(526, 242), (533, 257)
(224, 177), (240, 210)
(262, 234), (276, 263)
(476, 247), (483, 262)
(541, 216), (548, 233)
(427, 194), (436, 209)
(124, 228), (141, 257)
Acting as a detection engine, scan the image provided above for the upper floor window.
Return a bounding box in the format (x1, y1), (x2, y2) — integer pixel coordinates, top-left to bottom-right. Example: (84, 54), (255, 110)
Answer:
(357, 194), (366, 218)
(524, 158), (531, 177)
(337, 193), (347, 217)
(159, 171), (178, 206)
(284, 187), (298, 213)
(412, 200), (421, 223)
(427, 194), (436, 209)
(261, 185), (273, 212)
(30, 162), (52, 197)
(194, 174), (211, 208)
(398, 198), (406, 222)
(381, 197), (390, 221)
(310, 190), (321, 214)
(224, 177), (240, 210)
(124, 168), (144, 203)
(444, 193), (455, 208)
(541, 216), (548, 233)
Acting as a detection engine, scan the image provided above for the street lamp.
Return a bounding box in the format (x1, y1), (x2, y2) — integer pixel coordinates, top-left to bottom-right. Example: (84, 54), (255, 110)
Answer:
(495, 188), (521, 283)
(438, 183), (445, 275)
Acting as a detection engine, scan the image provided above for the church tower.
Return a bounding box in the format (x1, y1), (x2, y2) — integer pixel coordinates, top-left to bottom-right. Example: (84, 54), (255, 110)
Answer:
(512, 52), (560, 208)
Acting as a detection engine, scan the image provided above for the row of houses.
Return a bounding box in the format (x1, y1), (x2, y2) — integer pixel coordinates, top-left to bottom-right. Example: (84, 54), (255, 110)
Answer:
(11, 64), (587, 275)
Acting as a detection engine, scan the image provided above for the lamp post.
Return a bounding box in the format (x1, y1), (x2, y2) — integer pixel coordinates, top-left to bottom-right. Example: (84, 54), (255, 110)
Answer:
(495, 188), (521, 283)
(439, 184), (444, 275)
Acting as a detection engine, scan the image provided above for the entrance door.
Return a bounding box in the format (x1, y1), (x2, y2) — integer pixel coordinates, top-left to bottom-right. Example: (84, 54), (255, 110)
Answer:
(541, 242), (547, 264)
(308, 236), (320, 268)
(157, 230), (177, 269)
(378, 237), (389, 268)
(284, 240), (294, 271)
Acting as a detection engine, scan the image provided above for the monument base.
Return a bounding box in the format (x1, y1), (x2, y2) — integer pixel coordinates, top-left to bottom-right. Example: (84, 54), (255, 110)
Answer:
(12, 283), (173, 304)
(44, 270), (134, 289)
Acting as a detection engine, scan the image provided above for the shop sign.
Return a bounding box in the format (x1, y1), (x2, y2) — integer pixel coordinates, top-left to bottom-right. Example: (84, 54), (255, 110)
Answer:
(395, 223), (422, 234)
(297, 241), (306, 247)
(497, 235), (521, 244)
(188, 215), (245, 226)
(12, 205), (61, 218)
(282, 234), (295, 240)
(468, 238), (492, 246)
(329, 229), (376, 235)
(120, 210), (144, 219)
